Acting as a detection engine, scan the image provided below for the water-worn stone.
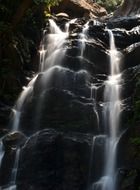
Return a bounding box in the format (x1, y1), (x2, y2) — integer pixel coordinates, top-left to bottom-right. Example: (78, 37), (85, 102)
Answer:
(16, 129), (92, 190)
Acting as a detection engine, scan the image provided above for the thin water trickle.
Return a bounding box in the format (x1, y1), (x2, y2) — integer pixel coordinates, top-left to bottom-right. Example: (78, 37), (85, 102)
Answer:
(0, 140), (4, 168)
(65, 18), (77, 33)
(80, 21), (89, 57)
(2, 149), (21, 190)
(90, 84), (99, 131)
(91, 29), (122, 190)
(88, 135), (107, 189)
(10, 149), (20, 186)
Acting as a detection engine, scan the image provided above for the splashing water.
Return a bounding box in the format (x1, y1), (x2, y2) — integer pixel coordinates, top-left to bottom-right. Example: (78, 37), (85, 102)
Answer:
(39, 19), (68, 71)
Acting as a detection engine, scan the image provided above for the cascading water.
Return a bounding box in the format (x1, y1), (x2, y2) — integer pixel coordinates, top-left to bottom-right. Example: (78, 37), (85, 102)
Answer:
(0, 16), (127, 190)
(1, 19), (69, 190)
(91, 30), (122, 190)
(39, 19), (68, 71)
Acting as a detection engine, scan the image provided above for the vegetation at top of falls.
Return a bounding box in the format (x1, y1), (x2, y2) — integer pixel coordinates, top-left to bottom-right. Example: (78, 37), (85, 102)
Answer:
(130, 137), (140, 146)
(96, 0), (122, 12)
(34, 0), (62, 6)
(33, 0), (62, 14)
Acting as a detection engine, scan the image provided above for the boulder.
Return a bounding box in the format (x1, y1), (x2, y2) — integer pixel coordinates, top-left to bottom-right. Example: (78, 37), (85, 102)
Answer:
(52, 0), (107, 18)
(108, 16), (140, 30)
(2, 131), (27, 150)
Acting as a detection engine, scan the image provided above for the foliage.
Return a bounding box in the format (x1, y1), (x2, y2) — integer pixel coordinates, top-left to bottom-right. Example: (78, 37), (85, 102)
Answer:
(0, 0), (63, 103)
(96, 0), (122, 12)
(130, 137), (140, 146)
(34, 0), (62, 6)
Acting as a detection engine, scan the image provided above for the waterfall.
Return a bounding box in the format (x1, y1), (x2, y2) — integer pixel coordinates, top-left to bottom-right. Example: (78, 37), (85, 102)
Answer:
(1, 19), (69, 190)
(0, 17), (127, 189)
(10, 19), (68, 132)
(39, 19), (68, 72)
(91, 30), (122, 190)
(80, 21), (89, 57)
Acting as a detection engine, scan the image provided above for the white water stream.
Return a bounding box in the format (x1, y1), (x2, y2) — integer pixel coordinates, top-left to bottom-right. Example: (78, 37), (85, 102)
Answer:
(91, 30), (122, 190)
(2, 19), (69, 190)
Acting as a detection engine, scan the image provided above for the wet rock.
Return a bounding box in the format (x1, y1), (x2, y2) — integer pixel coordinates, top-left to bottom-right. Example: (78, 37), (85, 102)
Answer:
(0, 102), (11, 135)
(123, 43), (140, 69)
(19, 88), (99, 135)
(17, 129), (92, 190)
(0, 129), (9, 138)
(0, 132), (27, 186)
(65, 39), (109, 74)
(0, 148), (16, 186)
(2, 131), (27, 150)
(108, 16), (140, 30)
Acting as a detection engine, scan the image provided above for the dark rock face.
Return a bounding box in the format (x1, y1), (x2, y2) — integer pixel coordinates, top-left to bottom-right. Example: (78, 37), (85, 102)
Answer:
(17, 129), (92, 190)
(108, 16), (140, 30)
(114, 0), (140, 17)
(0, 102), (10, 137)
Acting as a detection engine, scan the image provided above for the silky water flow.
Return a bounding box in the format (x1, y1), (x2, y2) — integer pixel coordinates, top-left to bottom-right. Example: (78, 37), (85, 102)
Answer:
(1, 19), (69, 190)
(91, 29), (122, 190)
(0, 20), (123, 190)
